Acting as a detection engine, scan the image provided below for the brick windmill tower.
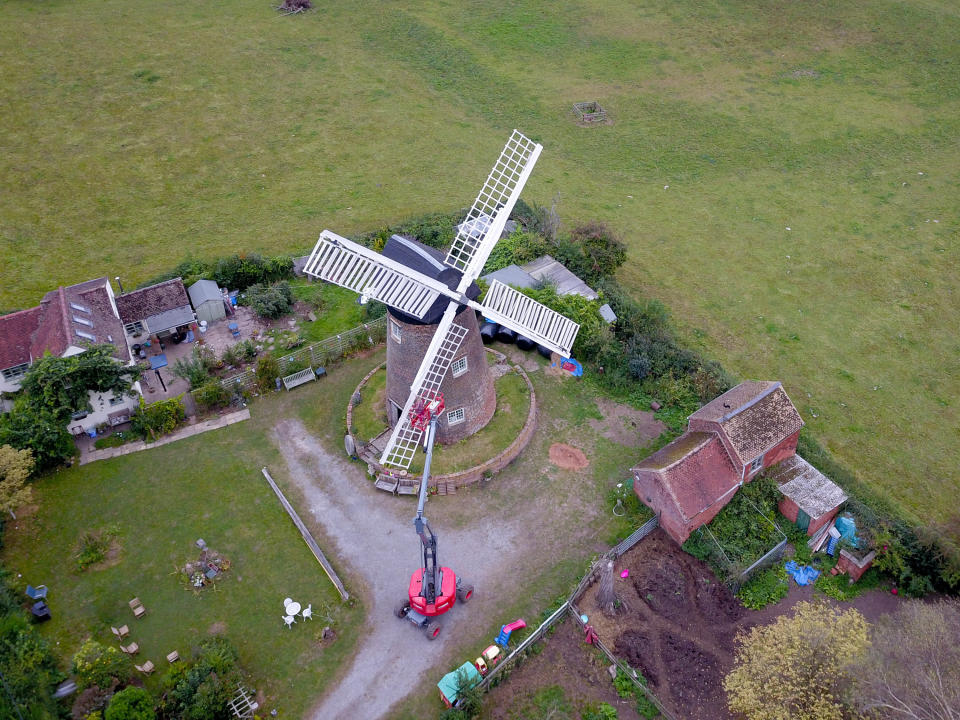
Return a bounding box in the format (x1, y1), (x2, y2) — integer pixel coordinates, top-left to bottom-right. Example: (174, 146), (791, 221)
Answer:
(381, 235), (494, 444)
(305, 130), (579, 468)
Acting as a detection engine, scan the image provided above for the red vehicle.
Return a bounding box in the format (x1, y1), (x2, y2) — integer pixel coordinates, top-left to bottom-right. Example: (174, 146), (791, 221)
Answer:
(395, 397), (473, 639)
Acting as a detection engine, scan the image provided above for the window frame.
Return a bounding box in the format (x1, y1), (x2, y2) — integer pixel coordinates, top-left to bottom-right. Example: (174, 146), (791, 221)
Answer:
(1, 363), (30, 382)
(390, 319), (402, 343)
(124, 321), (145, 336)
(447, 407), (466, 426)
(450, 356), (468, 378)
(749, 455), (764, 474)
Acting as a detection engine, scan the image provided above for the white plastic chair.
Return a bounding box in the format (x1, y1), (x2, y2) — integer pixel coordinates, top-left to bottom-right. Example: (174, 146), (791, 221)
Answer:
(301, 604), (312, 620)
(282, 615), (296, 629)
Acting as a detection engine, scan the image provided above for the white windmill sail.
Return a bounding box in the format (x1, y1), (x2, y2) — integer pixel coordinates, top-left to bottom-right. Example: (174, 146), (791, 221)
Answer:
(476, 280), (579, 358)
(303, 230), (450, 319)
(380, 305), (469, 469)
(445, 130), (542, 290)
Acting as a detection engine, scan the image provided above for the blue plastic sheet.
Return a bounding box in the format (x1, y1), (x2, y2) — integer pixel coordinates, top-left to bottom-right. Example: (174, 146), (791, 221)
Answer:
(785, 560), (821, 586)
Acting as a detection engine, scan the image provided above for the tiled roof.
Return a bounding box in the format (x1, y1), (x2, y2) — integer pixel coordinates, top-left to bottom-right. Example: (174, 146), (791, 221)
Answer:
(766, 454), (848, 518)
(635, 432), (740, 522)
(0, 278), (127, 370)
(690, 381), (804, 465)
(115, 279), (190, 323)
(0, 307), (44, 370)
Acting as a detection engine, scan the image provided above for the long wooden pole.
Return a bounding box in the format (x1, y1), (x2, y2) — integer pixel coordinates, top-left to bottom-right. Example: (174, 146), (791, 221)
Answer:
(261, 467), (349, 601)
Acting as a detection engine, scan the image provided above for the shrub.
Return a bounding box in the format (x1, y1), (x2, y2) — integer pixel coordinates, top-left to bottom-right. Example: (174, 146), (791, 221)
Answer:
(105, 687), (155, 720)
(72, 684), (114, 720)
(160, 638), (241, 720)
(569, 221), (627, 285)
(244, 281), (294, 319)
(255, 355), (280, 391)
(76, 525), (119, 571)
(192, 381), (232, 412)
(172, 346), (216, 389)
(482, 228), (550, 274)
(737, 565), (789, 610)
(212, 253), (292, 290)
(72, 639), (131, 690)
(582, 702), (619, 720)
(131, 396), (185, 441)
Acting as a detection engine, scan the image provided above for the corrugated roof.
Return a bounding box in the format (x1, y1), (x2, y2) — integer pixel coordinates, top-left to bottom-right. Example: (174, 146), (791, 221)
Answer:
(116, 279), (190, 323)
(767, 454), (848, 518)
(481, 264), (537, 289)
(145, 306), (196, 334)
(634, 432), (740, 521)
(521, 255), (598, 300)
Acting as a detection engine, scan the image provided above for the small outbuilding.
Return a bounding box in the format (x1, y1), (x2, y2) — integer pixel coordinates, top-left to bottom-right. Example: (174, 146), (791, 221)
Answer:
(188, 279), (227, 324)
(766, 454), (848, 536)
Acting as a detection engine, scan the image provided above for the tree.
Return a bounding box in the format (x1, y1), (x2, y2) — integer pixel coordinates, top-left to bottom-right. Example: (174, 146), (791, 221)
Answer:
(0, 399), (75, 471)
(569, 221), (626, 285)
(852, 599), (960, 720)
(724, 601), (870, 720)
(596, 560), (626, 616)
(244, 281), (293, 319)
(72, 639), (131, 690)
(0, 445), (33, 519)
(130, 396), (185, 441)
(19, 345), (139, 418)
(105, 687), (156, 720)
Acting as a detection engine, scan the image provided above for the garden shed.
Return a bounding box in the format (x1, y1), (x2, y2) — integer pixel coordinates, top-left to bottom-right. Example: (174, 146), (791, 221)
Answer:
(766, 454), (848, 536)
(188, 279), (226, 324)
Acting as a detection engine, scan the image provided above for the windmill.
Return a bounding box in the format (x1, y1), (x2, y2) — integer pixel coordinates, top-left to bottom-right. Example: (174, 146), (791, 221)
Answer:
(304, 130), (580, 469)
(303, 131), (581, 638)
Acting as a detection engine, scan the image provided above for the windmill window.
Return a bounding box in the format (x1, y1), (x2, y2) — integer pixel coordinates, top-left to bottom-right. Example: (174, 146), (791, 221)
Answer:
(450, 356), (468, 378)
(1, 363), (30, 381)
(749, 456), (763, 474)
(390, 320), (402, 343)
(124, 321), (145, 336)
(447, 407), (465, 426)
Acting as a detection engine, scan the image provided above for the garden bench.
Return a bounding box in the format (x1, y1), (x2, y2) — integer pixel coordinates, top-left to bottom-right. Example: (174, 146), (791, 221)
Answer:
(282, 367), (315, 391)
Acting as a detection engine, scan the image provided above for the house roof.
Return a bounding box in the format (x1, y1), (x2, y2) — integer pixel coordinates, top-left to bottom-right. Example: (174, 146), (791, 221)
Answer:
(521, 255), (598, 300)
(689, 381), (804, 465)
(481, 264), (537, 289)
(188, 279), (222, 306)
(766, 454), (848, 518)
(116, 279), (190, 324)
(0, 307), (44, 370)
(634, 431), (740, 522)
(0, 278), (127, 370)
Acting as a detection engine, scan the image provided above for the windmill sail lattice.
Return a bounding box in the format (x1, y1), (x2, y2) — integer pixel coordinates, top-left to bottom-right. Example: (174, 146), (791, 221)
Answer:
(380, 310), (469, 468)
(303, 130), (580, 469)
(444, 130), (542, 285)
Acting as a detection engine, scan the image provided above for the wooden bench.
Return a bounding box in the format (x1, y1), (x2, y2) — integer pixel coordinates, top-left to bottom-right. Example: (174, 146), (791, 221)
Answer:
(374, 474), (399, 494)
(282, 367), (315, 391)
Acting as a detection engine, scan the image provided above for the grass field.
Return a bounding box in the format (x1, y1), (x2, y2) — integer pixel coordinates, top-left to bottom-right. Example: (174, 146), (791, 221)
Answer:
(1, 1), (957, 534)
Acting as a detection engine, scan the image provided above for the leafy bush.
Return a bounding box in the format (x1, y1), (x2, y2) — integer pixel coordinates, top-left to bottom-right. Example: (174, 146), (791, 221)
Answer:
(93, 433), (130, 450)
(72, 639), (131, 690)
(131, 396), (185, 441)
(613, 668), (659, 718)
(211, 253), (292, 290)
(815, 567), (882, 601)
(255, 355), (280, 391)
(76, 525), (119, 570)
(737, 565), (789, 610)
(482, 228), (549, 274)
(581, 701), (618, 720)
(192, 381), (232, 412)
(244, 281), (293, 319)
(72, 685), (114, 720)
(567, 221), (627, 286)
(172, 345), (216, 389)
(160, 638), (241, 720)
(105, 687), (155, 720)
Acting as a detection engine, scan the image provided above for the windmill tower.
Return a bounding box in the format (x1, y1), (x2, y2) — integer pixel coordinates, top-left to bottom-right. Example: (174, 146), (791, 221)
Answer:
(380, 235), (495, 443)
(304, 130), (580, 470)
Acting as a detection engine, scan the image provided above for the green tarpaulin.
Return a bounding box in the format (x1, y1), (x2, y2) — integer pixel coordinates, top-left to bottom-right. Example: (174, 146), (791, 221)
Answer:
(437, 661), (481, 704)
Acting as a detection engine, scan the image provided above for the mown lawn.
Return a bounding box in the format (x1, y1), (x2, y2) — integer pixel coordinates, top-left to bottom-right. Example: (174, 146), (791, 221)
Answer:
(1, 0), (957, 537)
(2, 377), (368, 716)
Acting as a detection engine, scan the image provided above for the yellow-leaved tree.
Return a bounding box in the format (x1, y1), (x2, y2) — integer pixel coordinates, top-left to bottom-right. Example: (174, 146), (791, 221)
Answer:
(724, 600), (870, 720)
(0, 444), (33, 520)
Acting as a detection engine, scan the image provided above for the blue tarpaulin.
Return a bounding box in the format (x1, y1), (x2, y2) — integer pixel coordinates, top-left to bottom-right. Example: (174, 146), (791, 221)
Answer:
(785, 560), (821, 586)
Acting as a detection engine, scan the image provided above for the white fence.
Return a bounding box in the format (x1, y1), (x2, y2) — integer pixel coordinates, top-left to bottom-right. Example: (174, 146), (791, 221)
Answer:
(219, 316), (387, 394)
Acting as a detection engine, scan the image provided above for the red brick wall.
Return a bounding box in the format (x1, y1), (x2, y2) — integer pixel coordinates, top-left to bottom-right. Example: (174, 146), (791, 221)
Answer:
(837, 549), (876, 582)
(386, 307), (496, 444)
(806, 510), (837, 537)
(633, 469), (738, 545)
(762, 430), (799, 470)
(779, 496), (800, 524)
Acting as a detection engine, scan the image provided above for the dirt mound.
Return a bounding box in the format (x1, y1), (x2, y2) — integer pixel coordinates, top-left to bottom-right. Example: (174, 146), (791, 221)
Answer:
(661, 632), (723, 706)
(633, 560), (690, 622)
(613, 630), (659, 686)
(696, 576), (745, 623)
(549, 443), (588, 470)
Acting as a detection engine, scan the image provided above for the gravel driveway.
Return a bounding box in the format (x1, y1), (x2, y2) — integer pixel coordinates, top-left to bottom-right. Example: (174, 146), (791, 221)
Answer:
(271, 418), (524, 718)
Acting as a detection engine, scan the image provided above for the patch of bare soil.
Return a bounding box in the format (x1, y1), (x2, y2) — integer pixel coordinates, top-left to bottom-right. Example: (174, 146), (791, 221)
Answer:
(580, 529), (741, 719)
(89, 539), (124, 571)
(208, 621), (227, 635)
(589, 397), (665, 448)
(549, 443), (589, 470)
(482, 617), (643, 720)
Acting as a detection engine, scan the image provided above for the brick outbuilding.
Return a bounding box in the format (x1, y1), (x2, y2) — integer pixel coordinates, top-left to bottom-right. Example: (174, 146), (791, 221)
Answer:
(632, 381), (805, 544)
(766, 454), (848, 537)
